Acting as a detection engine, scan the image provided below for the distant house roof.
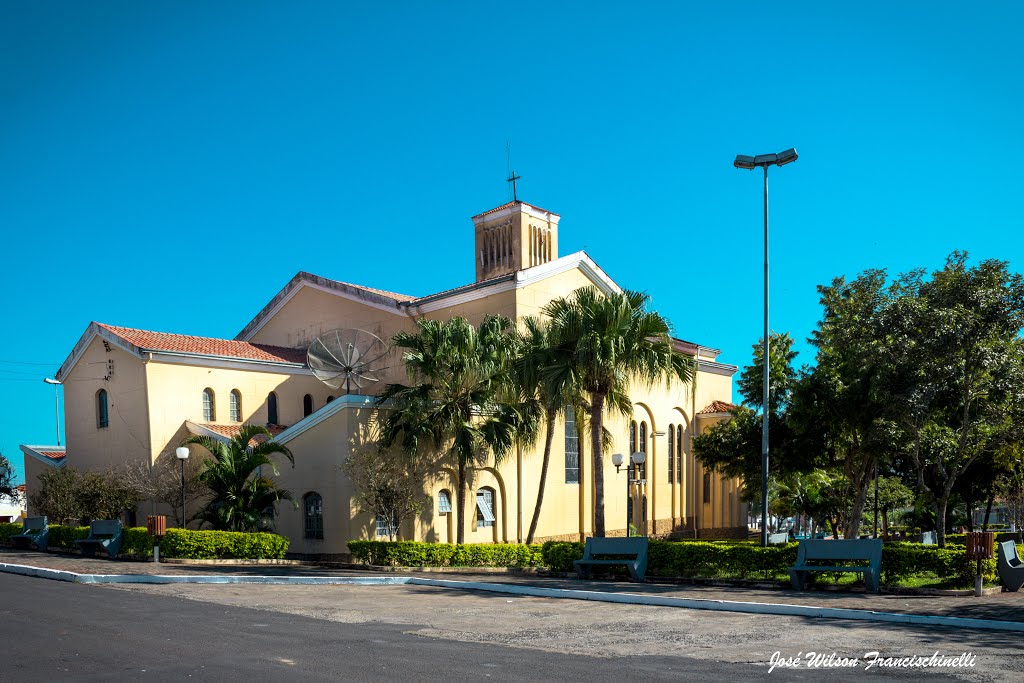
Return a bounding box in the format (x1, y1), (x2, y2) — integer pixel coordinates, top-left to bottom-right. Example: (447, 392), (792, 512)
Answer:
(697, 400), (737, 415)
(19, 445), (66, 468)
(185, 421), (287, 446)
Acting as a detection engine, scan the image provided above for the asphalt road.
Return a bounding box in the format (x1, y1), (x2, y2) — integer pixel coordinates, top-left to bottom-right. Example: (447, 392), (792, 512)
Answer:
(0, 573), (967, 682)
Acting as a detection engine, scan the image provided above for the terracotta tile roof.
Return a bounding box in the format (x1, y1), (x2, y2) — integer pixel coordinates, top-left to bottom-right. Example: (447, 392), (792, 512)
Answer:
(408, 271), (515, 305)
(14, 484), (25, 493)
(98, 323), (307, 364)
(36, 449), (66, 460)
(471, 200), (559, 219)
(196, 423), (287, 444)
(698, 400), (737, 415)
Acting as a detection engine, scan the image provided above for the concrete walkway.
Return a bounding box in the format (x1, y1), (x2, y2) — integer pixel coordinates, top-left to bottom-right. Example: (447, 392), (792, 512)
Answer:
(4, 547), (1023, 630)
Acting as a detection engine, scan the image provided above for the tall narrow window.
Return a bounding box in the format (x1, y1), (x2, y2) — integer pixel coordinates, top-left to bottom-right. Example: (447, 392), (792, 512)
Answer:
(438, 490), (452, 514)
(267, 392), (279, 425)
(303, 492), (323, 540)
(476, 488), (495, 528)
(202, 388), (215, 421)
(303, 394), (313, 417)
(96, 389), (109, 429)
(638, 421), (647, 479)
(229, 390), (242, 422)
(564, 407), (579, 484)
(629, 420), (637, 454)
(667, 424), (675, 483)
(676, 424), (684, 484)
(703, 471), (712, 505)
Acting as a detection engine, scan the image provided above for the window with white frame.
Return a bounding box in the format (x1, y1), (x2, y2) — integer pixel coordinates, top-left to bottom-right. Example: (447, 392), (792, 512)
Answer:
(229, 390), (242, 422)
(375, 513), (398, 538)
(96, 389), (109, 429)
(202, 388), (215, 421)
(438, 490), (452, 514)
(476, 488), (495, 528)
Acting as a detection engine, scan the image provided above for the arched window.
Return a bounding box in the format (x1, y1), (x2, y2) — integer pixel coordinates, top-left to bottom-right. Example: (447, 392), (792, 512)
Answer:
(667, 424), (675, 483)
(703, 471), (712, 505)
(438, 490), (452, 515)
(326, 395), (335, 403)
(676, 424), (684, 484)
(229, 390), (242, 422)
(638, 421), (647, 479)
(202, 388), (215, 421)
(564, 407), (579, 484)
(629, 420), (637, 454)
(475, 488), (495, 528)
(303, 492), (323, 540)
(267, 392), (279, 425)
(303, 394), (314, 417)
(96, 389), (109, 429)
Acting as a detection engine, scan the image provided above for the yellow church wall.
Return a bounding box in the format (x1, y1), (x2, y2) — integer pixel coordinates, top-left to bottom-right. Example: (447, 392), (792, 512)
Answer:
(23, 456), (51, 515)
(514, 266), (597, 320)
(143, 361), (333, 461)
(61, 338), (152, 474)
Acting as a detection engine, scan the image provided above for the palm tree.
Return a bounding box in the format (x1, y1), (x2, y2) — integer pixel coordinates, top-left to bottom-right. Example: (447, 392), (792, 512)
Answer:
(515, 316), (584, 545)
(184, 424), (295, 532)
(543, 287), (696, 537)
(378, 315), (534, 544)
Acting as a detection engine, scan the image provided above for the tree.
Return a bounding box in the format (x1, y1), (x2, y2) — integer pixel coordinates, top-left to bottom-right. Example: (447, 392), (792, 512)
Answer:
(863, 475), (914, 538)
(119, 454), (209, 527)
(343, 440), (428, 541)
(378, 315), (530, 544)
(29, 467), (81, 525)
(542, 287), (695, 537)
(185, 425), (295, 532)
(880, 253), (1024, 545)
(514, 316), (588, 544)
(737, 332), (799, 412)
(0, 452), (19, 504)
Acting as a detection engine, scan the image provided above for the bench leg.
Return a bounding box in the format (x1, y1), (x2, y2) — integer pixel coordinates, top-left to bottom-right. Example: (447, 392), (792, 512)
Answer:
(789, 570), (805, 591)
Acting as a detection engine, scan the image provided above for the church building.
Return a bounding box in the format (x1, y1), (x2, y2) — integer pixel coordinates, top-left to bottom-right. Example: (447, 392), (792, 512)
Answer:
(21, 199), (745, 556)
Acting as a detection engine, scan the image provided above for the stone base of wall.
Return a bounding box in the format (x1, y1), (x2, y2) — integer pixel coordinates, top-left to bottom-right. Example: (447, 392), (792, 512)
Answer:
(533, 531), (587, 543)
(286, 552), (353, 563)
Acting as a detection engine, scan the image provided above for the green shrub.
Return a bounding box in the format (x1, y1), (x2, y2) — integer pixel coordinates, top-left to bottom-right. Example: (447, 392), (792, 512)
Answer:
(348, 541), (543, 567)
(48, 525), (90, 548)
(160, 529), (289, 559)
(0, 522), (22, 543)
(541, 540), (585, 572)
(122, 527), (155, 557)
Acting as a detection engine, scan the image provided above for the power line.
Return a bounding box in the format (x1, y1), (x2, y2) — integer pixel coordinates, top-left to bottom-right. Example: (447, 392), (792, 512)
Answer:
(0, 360), (56, 366)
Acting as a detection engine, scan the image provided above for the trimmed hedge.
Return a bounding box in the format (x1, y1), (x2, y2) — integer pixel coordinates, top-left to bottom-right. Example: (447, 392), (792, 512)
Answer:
(348, 541), (543, 568)
(160, 529), (289, 559)
(542, 539), (998, 587)
(0, 523), (287, 560)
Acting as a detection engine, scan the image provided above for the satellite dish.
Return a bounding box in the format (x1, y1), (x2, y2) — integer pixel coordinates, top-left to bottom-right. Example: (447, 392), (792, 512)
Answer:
(307, 328), (391, 395)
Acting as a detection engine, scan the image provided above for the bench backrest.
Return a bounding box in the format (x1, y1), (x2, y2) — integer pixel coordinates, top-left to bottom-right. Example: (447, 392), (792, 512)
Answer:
(1000, 540), (1020, 566)
(796, 539), (882, 566)
(920, 531), (936, 545)
(89, 519), (123, 537)
(584, 536), (648, 558)
(22, 516), (48, 533)
(768, 532), (789, 545)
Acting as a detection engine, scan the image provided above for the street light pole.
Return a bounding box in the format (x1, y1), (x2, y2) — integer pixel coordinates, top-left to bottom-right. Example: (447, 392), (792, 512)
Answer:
(612, 451), (647, 537)
(43, 378), (62, 446)
(175, 446), (190, 528)
(733, 148), (798, 548)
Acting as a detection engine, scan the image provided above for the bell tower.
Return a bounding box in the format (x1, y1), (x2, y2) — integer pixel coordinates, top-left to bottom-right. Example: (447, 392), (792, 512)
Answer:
(472, 200), (560, 282)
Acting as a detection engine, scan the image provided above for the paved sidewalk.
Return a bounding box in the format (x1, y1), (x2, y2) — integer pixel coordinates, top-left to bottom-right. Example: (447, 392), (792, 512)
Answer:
(4, 547), (1023, 624)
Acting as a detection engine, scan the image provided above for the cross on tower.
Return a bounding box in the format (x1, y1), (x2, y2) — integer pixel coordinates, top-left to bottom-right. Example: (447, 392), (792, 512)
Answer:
(507, 170), (521, 202)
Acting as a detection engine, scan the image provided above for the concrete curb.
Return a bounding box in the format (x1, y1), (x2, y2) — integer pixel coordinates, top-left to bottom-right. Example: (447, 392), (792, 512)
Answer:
(3, 562), (1022, 633)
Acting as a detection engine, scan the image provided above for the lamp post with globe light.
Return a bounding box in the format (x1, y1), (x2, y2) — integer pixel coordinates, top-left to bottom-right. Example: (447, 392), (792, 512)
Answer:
(612, 451), (647, 537)
(175, 446), (190, 527)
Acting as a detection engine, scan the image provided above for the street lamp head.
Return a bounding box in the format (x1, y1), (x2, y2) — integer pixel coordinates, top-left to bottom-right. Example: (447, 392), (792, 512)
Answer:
(775, 148), (798, 166)
(733, 155), (756, 170)
(175, 446), (190, 461)
(43, 378), (61, 385)
(611, 453), (624, 468)
(631, 451), (646, 465)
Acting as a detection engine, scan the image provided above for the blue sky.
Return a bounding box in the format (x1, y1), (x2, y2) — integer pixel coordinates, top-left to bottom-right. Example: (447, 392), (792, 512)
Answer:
(3, 2), (1022, 483)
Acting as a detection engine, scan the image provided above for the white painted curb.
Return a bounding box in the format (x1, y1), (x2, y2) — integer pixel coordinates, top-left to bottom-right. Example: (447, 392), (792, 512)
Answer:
(3, 562), (1022, 633)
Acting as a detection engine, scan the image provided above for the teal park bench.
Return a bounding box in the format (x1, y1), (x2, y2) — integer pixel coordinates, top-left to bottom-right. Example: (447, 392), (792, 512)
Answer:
(74, 520), (123, 559)
(573, 537), (649, 582)
(997, 540), (1024, 592)
(10, 516), (49, 552)
(789, 539), (883, 593)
